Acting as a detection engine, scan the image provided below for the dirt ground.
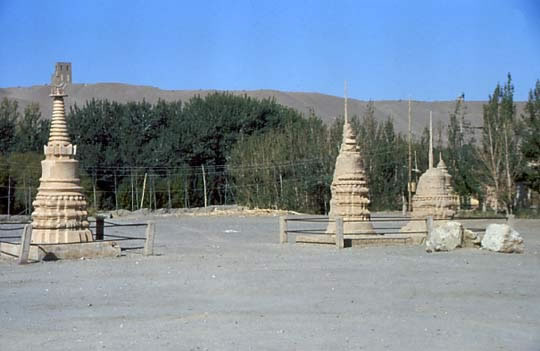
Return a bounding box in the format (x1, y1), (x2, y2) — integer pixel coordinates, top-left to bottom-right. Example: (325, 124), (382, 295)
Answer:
(1, 214), (539, 351)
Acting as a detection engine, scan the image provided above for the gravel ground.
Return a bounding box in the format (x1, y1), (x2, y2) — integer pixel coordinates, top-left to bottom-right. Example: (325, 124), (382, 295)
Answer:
(1, 214), (539, 351)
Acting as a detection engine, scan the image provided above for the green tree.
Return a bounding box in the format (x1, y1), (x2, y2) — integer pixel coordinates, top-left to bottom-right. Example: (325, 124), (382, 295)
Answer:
(0, 98), (19, 154)
(368, 117), (407, 210)
(479, 74), (523, 213)
(356, 101), (378, 178)
(6, 152), (42, 214)
(446, 95), (480, 206)
(521, 79), (540, 197)
(14, 103), (47, 152)
(229, 115), (331, 213)
(0, 155), (9, 214)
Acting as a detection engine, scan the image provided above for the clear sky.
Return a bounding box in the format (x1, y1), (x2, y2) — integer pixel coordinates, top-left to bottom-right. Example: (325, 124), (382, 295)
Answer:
(1, 0), (539, 101)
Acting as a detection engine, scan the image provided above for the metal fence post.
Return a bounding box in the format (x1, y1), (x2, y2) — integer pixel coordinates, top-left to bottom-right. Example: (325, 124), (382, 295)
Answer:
(279, 216), (288, 244)
(143, 221), (156, 256)
(18, 224), (32, 265)
(95, 216), (104, 240)
(335, 217), (344, 249)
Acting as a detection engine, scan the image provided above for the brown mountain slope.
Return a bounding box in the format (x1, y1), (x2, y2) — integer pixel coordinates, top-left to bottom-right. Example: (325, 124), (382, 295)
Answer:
(0, 83), (526, 135)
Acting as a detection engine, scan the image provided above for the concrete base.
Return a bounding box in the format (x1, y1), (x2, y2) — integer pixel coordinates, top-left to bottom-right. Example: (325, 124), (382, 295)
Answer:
(295, 233), (426, 247)
(0, 241), (121, 261)
(295, 234), (336, 245)
(400, 220), (427, 236)
(325, 220), (376, 236)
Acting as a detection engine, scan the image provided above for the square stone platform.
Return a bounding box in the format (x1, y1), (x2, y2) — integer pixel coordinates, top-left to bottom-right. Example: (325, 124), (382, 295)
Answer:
(0, 241), (121, 261)
(295, 233), (426, 247)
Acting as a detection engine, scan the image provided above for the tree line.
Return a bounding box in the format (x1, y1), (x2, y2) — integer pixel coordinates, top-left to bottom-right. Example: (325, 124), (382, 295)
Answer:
(0, 74), (539, 215)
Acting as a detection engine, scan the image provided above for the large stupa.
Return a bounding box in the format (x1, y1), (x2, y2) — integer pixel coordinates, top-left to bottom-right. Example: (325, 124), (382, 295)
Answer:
(0, 64), (120, 261)
(401, 113), (459, 238)
(325, 88), (375, 235)
(31, 63), (93, 244)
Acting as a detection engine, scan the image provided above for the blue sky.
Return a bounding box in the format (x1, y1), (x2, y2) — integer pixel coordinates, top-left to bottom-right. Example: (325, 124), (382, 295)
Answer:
(1, 0), (539, 100)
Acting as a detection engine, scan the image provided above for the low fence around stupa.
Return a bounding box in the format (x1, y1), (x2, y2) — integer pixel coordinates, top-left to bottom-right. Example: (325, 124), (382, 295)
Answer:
(279, 214), (511, 248)
(0, 218), (156, 263)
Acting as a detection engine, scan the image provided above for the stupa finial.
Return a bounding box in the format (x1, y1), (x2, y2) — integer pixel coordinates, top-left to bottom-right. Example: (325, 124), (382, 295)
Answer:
(344, 80), (348, 124)
(341, 81), (358, 152)
(437, 152), (447, 169)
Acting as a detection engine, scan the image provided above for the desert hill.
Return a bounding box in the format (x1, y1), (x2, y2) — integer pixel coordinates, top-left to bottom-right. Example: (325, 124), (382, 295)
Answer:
(0, 83), (526, 135)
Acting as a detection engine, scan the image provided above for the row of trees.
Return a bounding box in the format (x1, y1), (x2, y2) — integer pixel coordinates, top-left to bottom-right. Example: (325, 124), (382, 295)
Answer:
(0, 74), (539, 215)
(0, 99), (48, 215)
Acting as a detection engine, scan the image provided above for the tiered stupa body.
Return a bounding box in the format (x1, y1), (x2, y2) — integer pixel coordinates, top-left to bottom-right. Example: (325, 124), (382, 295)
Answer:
(401, 115), (459, 237)
(326, 93), (375, 235)
(31, 80), (92, 244)
(406, 157), (459, 220)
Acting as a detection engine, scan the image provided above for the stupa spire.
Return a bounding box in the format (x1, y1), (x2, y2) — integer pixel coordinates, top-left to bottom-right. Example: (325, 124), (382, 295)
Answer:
(48, 97), (71, 145)
(437, 152), (446, 168)
(340, 81), (359, 153)
(47, 63), (71, 145)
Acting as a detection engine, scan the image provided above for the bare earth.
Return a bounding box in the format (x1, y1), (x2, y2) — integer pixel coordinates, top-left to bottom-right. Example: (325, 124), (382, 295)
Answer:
(1, 214), (539, 350)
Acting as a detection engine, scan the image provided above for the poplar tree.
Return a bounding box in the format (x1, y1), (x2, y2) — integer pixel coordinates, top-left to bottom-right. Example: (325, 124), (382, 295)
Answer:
(0, 98), (18, 154)
(522, 80), (540, 196)
(479, 74), (522, 213)
(14, 103), (45, 152)
(446, 95), (480, 206)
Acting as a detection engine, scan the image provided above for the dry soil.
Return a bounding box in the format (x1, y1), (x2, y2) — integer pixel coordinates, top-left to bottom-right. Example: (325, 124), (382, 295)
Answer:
(1, 214), (539, 350)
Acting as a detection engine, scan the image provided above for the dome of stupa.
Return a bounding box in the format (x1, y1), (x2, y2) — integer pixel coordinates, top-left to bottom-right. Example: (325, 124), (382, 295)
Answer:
(414, 167), (448, 197)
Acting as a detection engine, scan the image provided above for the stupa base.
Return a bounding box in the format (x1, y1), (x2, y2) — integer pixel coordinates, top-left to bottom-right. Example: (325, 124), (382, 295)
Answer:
(31, 228), (94, 244)
(400, 219), (452, 245)
(325, 220), (376, 236)
(0, 240), (121, 261)
(295, 233), (425, 247)
(400, 221), (426, 237)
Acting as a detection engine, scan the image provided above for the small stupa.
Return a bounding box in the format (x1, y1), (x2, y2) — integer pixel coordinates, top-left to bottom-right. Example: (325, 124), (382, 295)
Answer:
(401, 112), (459, 238)
(325, 85), (375, 235)
(31, 64), (93, 244)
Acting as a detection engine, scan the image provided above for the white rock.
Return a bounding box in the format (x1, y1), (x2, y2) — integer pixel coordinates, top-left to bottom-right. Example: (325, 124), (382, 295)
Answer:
(481, 224), (524, 253)
(463, 228), (482, 248)
(426, 221), (463, 252)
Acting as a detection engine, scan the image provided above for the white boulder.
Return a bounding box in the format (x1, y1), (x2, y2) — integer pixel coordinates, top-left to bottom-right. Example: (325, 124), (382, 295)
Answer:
(481, 224), (524, 253)
(426, 221), (463, 252)
(463, 228), (482, 248)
